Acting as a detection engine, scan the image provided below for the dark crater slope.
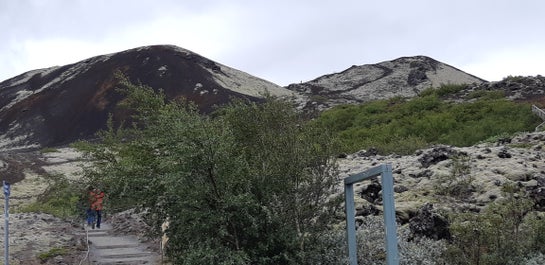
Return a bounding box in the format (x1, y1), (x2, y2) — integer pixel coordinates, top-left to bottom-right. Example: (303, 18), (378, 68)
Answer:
(0, 45), (261, 149)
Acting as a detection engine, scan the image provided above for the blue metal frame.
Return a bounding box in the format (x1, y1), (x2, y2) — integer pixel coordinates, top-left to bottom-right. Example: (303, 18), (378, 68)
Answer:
(344, 164), (399, 265)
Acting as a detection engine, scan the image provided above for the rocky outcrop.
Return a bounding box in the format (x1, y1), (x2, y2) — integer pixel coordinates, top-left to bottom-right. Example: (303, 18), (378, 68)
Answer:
(340, 131), (545, 240)
(440, 75), (545, 105)
(409, 203), (451, 240)
(286, 56), (486, 111)
(418, 146), (464, 168)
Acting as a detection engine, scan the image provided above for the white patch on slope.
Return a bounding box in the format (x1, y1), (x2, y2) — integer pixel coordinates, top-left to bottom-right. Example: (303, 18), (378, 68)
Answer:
(3, 69), (43, 87)
(141, 45), (299, 99)
(311, 65), (386, 92)
(0, 67), (62, 112)
(39, 55), (111, 92)
(41, 147), (86, 180)
(308, 62), (419, 101)
(1, 54), (113, 114)
(207, 62), (294, 98)
(0, 121), (41, 151)
(427, 64), (484, 87)
(1, 90), (33, 112)
(0, 134), (39, 151)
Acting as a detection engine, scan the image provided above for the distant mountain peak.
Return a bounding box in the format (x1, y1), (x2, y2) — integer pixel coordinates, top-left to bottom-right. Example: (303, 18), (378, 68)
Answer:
(2, 47), (537, 151)
(287, 55), (487, 110)
(0, 45), (292, 150)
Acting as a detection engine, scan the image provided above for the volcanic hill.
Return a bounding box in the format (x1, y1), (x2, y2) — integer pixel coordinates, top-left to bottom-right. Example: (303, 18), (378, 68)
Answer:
(0, 45), (292, 151)
(287, 55), (487, 110)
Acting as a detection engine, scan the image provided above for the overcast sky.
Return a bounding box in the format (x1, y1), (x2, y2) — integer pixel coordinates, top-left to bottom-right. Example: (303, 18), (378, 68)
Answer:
(1, 0), (544, 86)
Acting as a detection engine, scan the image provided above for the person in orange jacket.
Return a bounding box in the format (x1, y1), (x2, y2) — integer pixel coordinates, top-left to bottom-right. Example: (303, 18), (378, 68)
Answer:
(89, 187), (105, 229)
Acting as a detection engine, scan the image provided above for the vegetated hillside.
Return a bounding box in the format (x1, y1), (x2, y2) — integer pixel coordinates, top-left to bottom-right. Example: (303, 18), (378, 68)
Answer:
(3, 76), (545, 264)
(314, 79), (545, 264)
(0, 45), (293, 151)
(316, 80), (545, 155)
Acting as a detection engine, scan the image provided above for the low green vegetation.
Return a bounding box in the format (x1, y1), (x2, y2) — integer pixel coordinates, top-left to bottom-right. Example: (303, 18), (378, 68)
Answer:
(419, 83), (468, 98)
(315, 85), (540, 155)
(37, 247), (69, 263)
(435, 154), (475, 199)
(77, 76), (342, 265)
(19, 175), (85, 219)
(67, 79), (543, 264)
(446, 185), (544, 265)
(39, 147), (59, 153)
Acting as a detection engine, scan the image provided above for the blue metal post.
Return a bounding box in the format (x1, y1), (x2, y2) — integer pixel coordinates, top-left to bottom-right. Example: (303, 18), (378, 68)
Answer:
(381, 165), (399, 265)
(345, 183), (357, 265)
(4, 181), (10, 265)
(344, 164), (399, 265)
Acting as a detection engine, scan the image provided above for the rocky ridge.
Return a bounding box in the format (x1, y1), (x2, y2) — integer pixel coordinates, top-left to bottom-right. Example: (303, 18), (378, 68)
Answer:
(286, 56), (486, 111)
(0, 46), (493, 151)
(442, 75), (545, 105)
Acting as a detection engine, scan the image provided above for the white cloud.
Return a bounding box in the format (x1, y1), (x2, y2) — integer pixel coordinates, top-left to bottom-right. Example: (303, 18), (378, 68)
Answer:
(2, 0), (545, 85)
(462, 44), (545, 81)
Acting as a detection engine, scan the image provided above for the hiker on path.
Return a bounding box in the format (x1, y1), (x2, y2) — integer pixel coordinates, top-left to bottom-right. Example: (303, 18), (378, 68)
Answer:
(86, 207), (96, 229)
(89, 187), (105, 229)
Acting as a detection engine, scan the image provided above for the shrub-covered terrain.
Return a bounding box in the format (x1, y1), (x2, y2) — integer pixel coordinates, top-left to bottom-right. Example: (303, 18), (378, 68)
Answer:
(315, 86), (541, 155)
(37, 81), (542, 265)
(76, 77), (343, 264)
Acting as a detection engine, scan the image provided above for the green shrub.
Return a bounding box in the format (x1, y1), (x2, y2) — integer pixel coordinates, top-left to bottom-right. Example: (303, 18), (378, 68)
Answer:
(445, 184), (537, 264)
(418, 84), (467, 98)
(503, 75), (526, 82)
(77, 77), (343, 264)
(37, 247), (69, 262)
(468, 90), (505, 100)
(435, 154), (475, 198)
(40, 147), (59, 153)
(419, 87), (436, 97)
(435, 84), (468, 97)
(19, 175), (84, 219)
(316, 95), (541, 155)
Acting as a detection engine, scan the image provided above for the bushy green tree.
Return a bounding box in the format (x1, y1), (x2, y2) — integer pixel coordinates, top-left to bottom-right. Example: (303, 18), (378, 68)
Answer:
(77, 77), (342, 264)
(446, 184), (536, 265)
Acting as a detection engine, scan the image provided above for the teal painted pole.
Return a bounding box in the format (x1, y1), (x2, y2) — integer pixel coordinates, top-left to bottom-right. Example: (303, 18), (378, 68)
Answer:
(4, 181), (10, 265)
(381, 165), (399, 265)
(344, 164), (399, 265)
(345, 183), (357, 265)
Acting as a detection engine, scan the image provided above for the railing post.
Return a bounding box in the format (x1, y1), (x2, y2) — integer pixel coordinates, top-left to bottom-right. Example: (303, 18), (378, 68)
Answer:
(345, 183), (357, 265)
(381, 165), (399, 265)
(532, 105), (545, 131)
(344, 164), (399, 265)
(4, 181), (10, 265)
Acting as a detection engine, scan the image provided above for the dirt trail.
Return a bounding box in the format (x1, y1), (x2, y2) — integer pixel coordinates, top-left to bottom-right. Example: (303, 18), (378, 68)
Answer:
(78, 222), (161, 265)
